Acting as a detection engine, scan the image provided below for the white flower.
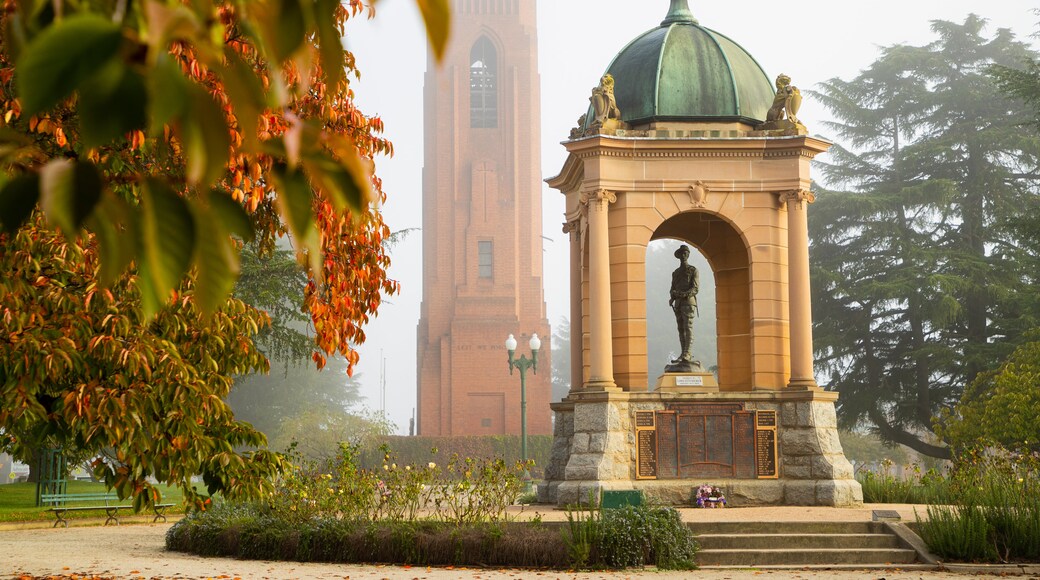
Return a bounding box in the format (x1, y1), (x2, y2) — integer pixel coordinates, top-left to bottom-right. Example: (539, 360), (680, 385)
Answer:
(428, 462), (437, 469)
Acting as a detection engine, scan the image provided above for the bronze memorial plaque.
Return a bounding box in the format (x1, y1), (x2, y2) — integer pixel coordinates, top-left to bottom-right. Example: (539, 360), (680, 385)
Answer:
(669, 403), (743, 416)
(648, 403), (759, 480)
(656, 411), (678, 479)
(756, 429), (778, 478)
(635, 411), (657, 479)
(757, 410), (777, 428)
(637, 429), (657, 479)
(733, 412), (757, 478)
(754, 409), (779, 479)
(635, 411), (656, 428)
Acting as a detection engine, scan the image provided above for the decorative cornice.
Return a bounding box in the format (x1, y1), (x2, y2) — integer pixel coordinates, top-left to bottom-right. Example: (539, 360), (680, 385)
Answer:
(574, 149), (815, 160)
(778, 189), (816, 209)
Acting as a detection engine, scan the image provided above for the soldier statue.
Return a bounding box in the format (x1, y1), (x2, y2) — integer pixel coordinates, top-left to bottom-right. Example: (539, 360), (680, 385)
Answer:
(666, 244), (701, 372)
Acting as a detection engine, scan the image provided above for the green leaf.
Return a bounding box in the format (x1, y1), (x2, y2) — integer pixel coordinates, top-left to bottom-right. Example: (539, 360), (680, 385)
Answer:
(208, 189), (254, 243)
(0, 173), (40, 231)
(181, 86), (231, 186)
(39, 160), (103, 238)
(15, 13), (123, 116)
(271, 0), (306, 62)
(191, 200), (239, 316)
(415, 0), (451, 63)
(87, 192), (137, 287)
(144, 0), (201, 49)
(272, 163), (313, 240)
(304, 150), (368, 213)
(78, 62), (148, 148)
(149, 56), (190, 131)
(218, 52), (266, 151)
(272, 163), (319, 272)
(139, 179), (196, 311)
(314, 0), (344, 95)
(135, 257), (163, 320)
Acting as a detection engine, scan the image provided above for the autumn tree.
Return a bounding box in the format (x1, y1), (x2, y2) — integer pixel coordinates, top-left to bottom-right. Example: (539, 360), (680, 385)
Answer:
(0, 0), (449, 507)
(809, 16), (1040, 459)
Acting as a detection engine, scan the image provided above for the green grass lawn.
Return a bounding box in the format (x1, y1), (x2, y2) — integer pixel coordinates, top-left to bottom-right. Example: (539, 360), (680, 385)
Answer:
(0, 481), (187, 522)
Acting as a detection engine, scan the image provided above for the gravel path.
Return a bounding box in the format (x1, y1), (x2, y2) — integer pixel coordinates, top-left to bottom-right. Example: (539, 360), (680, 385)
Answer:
(0, 519), (996, 580)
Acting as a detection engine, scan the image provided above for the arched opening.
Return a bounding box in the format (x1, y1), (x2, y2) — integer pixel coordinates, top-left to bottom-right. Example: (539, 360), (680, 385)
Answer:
(651, 210), (752, 390)
(469, 37), (497, 128)
(645, 239), (717, 383)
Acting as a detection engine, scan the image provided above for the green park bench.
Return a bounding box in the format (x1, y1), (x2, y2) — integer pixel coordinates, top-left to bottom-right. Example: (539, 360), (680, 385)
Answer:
(40, 492), (174, 528)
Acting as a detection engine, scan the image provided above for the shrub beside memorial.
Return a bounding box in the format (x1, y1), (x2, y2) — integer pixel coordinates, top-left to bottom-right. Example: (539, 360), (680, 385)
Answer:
(165, 443), (698, 569)
(916, 450), (1040, 563)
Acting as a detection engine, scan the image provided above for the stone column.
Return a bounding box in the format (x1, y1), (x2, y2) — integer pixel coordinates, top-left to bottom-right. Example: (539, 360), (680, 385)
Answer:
(581, 189), (617, 390)
(781, 189), (818, 389)
(565, 220), (584, 393)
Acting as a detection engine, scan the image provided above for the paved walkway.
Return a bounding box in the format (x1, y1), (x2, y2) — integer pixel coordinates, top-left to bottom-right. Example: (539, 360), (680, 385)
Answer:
(0, 505), (1020, 580)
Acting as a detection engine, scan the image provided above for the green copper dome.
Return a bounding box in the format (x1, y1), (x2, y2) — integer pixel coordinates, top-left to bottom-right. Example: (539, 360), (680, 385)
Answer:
(598, 0), (774, 126)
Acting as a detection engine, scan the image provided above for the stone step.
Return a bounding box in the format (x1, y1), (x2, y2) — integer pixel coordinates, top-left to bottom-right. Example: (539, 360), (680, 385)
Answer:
(697, 548), (919, 567)
(702, 564), (939, 572)
(688, 521), (880, 535)
(697, 532), (900, 550)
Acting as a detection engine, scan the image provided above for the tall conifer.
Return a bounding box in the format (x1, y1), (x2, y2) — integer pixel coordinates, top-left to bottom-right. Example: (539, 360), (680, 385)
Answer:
(809, 16), (1040, 458)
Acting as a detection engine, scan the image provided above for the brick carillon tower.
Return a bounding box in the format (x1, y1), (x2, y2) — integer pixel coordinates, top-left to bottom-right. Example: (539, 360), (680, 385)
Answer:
(417, 0), (551, 436)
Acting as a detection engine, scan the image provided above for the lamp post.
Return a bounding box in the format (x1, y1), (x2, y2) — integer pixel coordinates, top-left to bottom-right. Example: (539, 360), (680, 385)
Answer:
(506, 333), (540, 469)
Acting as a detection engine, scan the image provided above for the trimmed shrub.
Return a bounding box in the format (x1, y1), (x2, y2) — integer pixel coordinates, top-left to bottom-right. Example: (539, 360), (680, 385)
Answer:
(917, 450), (1040, 563)
(167, 501), (698, 570)
(167, 503), (569, 567)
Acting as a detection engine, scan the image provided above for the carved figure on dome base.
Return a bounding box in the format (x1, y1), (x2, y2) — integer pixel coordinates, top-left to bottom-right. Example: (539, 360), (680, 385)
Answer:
(757, 73), (807, 134)
(587, 74), (625, 135)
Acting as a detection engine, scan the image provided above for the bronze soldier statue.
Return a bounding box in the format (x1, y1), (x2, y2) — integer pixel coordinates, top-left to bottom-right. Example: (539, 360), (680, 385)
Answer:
(668, 245), (700, 371)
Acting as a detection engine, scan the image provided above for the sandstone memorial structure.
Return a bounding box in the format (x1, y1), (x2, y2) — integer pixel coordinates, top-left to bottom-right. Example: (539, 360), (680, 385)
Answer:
(541, 0), (862, 507)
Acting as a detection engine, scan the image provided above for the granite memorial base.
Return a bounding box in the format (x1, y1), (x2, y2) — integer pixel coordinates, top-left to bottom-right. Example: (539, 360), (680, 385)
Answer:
(539, 388), (862, 508)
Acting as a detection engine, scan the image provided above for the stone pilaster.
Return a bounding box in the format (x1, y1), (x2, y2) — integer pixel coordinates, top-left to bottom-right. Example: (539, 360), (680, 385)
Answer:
(556, 395), (631, 505)
(538, 404), (574, 504)
(779, 399), (862, 506)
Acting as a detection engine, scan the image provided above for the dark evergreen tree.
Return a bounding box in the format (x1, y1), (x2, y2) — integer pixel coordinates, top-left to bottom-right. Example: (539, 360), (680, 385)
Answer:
(809, 16), (1040, 459)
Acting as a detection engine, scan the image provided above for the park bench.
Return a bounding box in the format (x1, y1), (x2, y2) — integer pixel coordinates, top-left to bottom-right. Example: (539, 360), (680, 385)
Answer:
(40, 492), (174, 528)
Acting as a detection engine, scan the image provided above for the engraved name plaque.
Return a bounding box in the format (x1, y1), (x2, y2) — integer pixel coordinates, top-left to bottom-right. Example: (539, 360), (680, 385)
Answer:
(757, 410), (777, 428)
(755, 410), (778, 479)
(637, 430), (657, 479)
(756, 430), (778, 478)
(635, 411), (657, 480)
(675, 375), (704, 386)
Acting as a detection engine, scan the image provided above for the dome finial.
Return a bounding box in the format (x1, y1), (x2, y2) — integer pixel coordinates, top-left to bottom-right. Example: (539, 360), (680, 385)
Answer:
(662, 0), (698, 25)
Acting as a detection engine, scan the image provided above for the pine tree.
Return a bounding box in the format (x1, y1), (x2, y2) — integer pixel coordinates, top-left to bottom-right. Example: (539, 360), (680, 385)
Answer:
(809, 16), (1040, 458)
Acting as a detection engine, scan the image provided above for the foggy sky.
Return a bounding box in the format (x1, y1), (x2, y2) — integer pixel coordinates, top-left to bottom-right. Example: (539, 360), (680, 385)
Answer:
(341, 1), (1039, 433)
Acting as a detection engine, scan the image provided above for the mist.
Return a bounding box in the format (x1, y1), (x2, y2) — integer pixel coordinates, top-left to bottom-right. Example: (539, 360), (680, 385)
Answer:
(338, 1), (1039, 433)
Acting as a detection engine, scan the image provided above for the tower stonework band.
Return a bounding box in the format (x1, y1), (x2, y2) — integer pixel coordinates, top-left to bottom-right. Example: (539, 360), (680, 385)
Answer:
(541, 0), (861, 507)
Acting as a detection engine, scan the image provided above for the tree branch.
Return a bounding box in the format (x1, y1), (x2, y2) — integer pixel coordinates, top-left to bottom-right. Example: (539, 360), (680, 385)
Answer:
(867, 407), (952, 460)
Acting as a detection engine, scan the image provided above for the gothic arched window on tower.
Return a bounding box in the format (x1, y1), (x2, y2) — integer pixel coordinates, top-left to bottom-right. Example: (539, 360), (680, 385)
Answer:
(470, 37), (498, 128)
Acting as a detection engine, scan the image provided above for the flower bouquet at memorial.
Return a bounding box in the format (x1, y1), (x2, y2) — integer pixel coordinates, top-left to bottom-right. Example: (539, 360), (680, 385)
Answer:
(695, 484), (726, 508)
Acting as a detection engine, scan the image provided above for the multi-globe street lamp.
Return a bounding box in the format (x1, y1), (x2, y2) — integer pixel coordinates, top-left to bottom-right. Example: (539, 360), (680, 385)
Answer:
(505, 333), (540, 470)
